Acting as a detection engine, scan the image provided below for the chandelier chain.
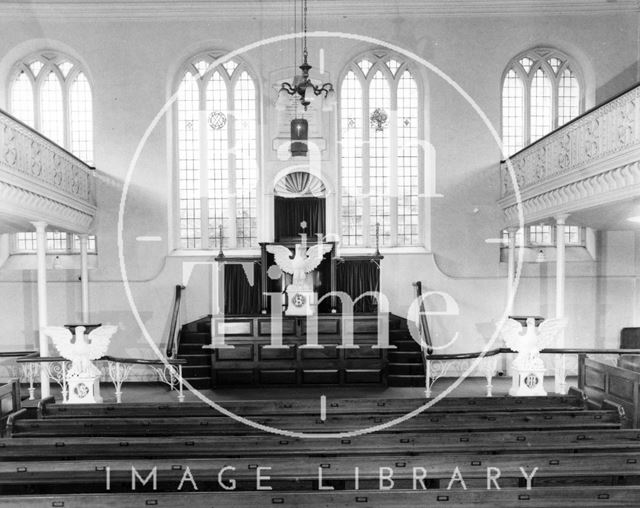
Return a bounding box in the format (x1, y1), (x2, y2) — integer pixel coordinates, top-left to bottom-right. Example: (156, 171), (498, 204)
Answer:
(303, 0), (308, 61)
(277, 0), (334, 112)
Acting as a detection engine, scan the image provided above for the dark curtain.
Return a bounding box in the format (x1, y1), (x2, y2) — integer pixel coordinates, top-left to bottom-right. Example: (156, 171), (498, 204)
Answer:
(315, 251), (333, 314)
(274, 197), (325, 241)
(224, 263), (261, 315)
(336, 260), (380, 313)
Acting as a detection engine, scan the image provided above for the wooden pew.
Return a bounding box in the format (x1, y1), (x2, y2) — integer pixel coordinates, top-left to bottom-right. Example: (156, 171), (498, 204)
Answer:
(6, 408), (620, 437)
(37, 392), (588, 419)
(3, 428), (640, 461)
(0, 450), (639, 492)
(0, 379), (21, 437)
(1, 486), (639, 507)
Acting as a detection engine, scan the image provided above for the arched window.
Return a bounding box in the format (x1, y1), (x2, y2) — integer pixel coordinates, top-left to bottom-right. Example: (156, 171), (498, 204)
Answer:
(501, 48), (582, 156)
(8, 51), (93, 164)
(8, 51), (94, 253)
(175, 53), (259, 250)
(339, 51), (421, 247)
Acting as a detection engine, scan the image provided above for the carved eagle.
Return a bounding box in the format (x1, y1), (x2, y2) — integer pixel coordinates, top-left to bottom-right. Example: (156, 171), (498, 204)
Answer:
(43, 325), (117, 377)
(266, 243), (333, 287)
(500, 317), (567, 369)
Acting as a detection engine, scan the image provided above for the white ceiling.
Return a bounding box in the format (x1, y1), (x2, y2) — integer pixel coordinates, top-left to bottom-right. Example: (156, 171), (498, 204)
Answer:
(0, 0), (636, 20)
(566, 197), (640, 231)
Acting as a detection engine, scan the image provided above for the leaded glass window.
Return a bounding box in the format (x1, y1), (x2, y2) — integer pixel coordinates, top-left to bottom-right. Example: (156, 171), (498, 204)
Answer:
(15, 232), (96, 253)
(176, 53), (259, 250)
(8, 51), (93, 164)
(501, 48), (582, 156)
(339, 52), (422, 247)
(8, 51), (94, 253)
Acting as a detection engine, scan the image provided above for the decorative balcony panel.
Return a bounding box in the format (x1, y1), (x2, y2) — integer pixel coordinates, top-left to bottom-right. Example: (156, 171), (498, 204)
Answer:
(0, 109), (95, 232)
(499, 85), (640, 225)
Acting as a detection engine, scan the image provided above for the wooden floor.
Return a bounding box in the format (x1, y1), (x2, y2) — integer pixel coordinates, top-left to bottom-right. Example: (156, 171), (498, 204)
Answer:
(4, 375), (636, 508)
(34, 375), (577, 405)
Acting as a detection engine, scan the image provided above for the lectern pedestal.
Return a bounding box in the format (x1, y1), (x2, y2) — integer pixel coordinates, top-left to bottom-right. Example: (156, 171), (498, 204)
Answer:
(285, 287), (316, 316)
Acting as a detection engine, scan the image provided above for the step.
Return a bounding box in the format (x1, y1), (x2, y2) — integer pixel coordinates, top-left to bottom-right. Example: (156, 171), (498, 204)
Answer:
(389, 351), (423, 363)
(196, 321), (211, 333)
(182, 365), (211, 377)
(180, 317), (212, 334)
(390, 327), (413, 336)
(178, 342), (209, 354)
(178, 353), (212, 366)
(387, 374), (426, 387)
(388, 362), (425, 375)
(389, 339), (422, 352)
(179, 332), (211, 345)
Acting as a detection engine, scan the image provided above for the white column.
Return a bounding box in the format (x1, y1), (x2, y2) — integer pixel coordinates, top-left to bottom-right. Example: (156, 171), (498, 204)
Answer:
(79, 234), (90, 322)
(554, 214), (569, 394)
(32, 221), (50, 398)
(506, 227), (517, 315)
(503, 227), (517, 375)
(211, 261), (221, 316)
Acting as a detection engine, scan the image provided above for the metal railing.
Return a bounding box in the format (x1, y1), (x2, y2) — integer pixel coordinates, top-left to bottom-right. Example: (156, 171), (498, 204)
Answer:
(15, 353), (186, 403)
(423, 345), (640, 398)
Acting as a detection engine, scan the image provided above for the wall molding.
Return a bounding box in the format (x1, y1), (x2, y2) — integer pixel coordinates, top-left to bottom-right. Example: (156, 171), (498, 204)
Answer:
(502, 161), (640, 225)
(0, 0), (637, 21)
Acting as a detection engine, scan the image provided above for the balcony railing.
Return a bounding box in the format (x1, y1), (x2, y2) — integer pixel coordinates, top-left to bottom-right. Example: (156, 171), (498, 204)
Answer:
(0, 108), (96, 231)
(499, 84), (640, 223)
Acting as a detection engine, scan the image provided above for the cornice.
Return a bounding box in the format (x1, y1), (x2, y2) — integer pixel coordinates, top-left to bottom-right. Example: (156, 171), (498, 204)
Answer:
(0, 179), (95, 232)
(502, 161), (640, 226)
(0, 0), (637, 21)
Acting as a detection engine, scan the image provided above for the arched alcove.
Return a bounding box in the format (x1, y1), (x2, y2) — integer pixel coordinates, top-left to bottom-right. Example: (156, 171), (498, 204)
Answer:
(273, 171), (327, 242)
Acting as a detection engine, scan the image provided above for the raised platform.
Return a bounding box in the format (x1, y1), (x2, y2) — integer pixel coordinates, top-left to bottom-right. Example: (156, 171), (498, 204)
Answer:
(184, 314), (394, 388)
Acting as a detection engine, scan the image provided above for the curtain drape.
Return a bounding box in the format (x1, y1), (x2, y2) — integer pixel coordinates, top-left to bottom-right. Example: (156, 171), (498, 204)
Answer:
(336, 260), (380, 313)
(224, 263), (262, 315)
(274, 197), (325, 241)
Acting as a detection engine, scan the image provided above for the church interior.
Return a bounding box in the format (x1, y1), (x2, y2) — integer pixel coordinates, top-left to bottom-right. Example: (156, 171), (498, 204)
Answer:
(1, 0), (640, 506)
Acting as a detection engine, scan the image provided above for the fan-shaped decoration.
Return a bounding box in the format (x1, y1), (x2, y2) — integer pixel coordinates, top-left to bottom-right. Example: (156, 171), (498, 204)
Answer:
(274, 171), (326, 197)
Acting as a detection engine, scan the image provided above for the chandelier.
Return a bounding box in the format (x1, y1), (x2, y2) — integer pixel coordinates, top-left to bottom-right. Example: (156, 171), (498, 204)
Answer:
(276, 0), (335, 111)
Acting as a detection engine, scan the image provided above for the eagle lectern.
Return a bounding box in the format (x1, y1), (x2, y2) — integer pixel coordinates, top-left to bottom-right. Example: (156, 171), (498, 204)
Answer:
(266, 242), (333, 316)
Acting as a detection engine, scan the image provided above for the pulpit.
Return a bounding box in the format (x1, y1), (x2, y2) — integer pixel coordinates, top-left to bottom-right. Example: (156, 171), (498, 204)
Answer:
(261, 239), (337, 314)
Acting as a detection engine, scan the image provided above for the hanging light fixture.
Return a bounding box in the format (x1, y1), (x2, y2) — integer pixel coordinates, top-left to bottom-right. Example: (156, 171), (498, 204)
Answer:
(276, 0), (335, 112)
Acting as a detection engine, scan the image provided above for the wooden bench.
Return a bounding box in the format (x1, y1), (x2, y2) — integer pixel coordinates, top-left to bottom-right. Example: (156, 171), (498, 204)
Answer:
(1, 450), (639, 491)
(2, 427), (640, 460)
(0, 379), (21, 437)
(5, 408), (620, 437)
(37, 392), (588, 419)
(0, 485), (639, 507)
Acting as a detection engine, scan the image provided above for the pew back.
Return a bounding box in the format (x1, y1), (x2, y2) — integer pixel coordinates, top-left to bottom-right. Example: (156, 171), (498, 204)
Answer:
(0, 379), (20, 437)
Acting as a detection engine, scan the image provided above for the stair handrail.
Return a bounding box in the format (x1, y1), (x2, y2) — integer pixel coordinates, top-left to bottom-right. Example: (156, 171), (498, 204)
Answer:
(166, 285), (186, 359)
(413, 281), (435, 397)
(412, 281), (433, 355)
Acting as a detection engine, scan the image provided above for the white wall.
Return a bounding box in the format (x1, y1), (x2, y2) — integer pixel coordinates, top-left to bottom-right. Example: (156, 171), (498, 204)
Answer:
(0, 7), (638, 362)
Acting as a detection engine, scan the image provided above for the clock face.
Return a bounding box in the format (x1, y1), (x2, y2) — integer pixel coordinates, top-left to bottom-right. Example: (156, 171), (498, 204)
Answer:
(292, 293), (306, 307)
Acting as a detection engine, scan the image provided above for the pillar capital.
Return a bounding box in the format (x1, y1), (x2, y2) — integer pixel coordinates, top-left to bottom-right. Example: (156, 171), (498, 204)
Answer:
(554, 213), (570, 225)
(30, 221), (48, 232)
